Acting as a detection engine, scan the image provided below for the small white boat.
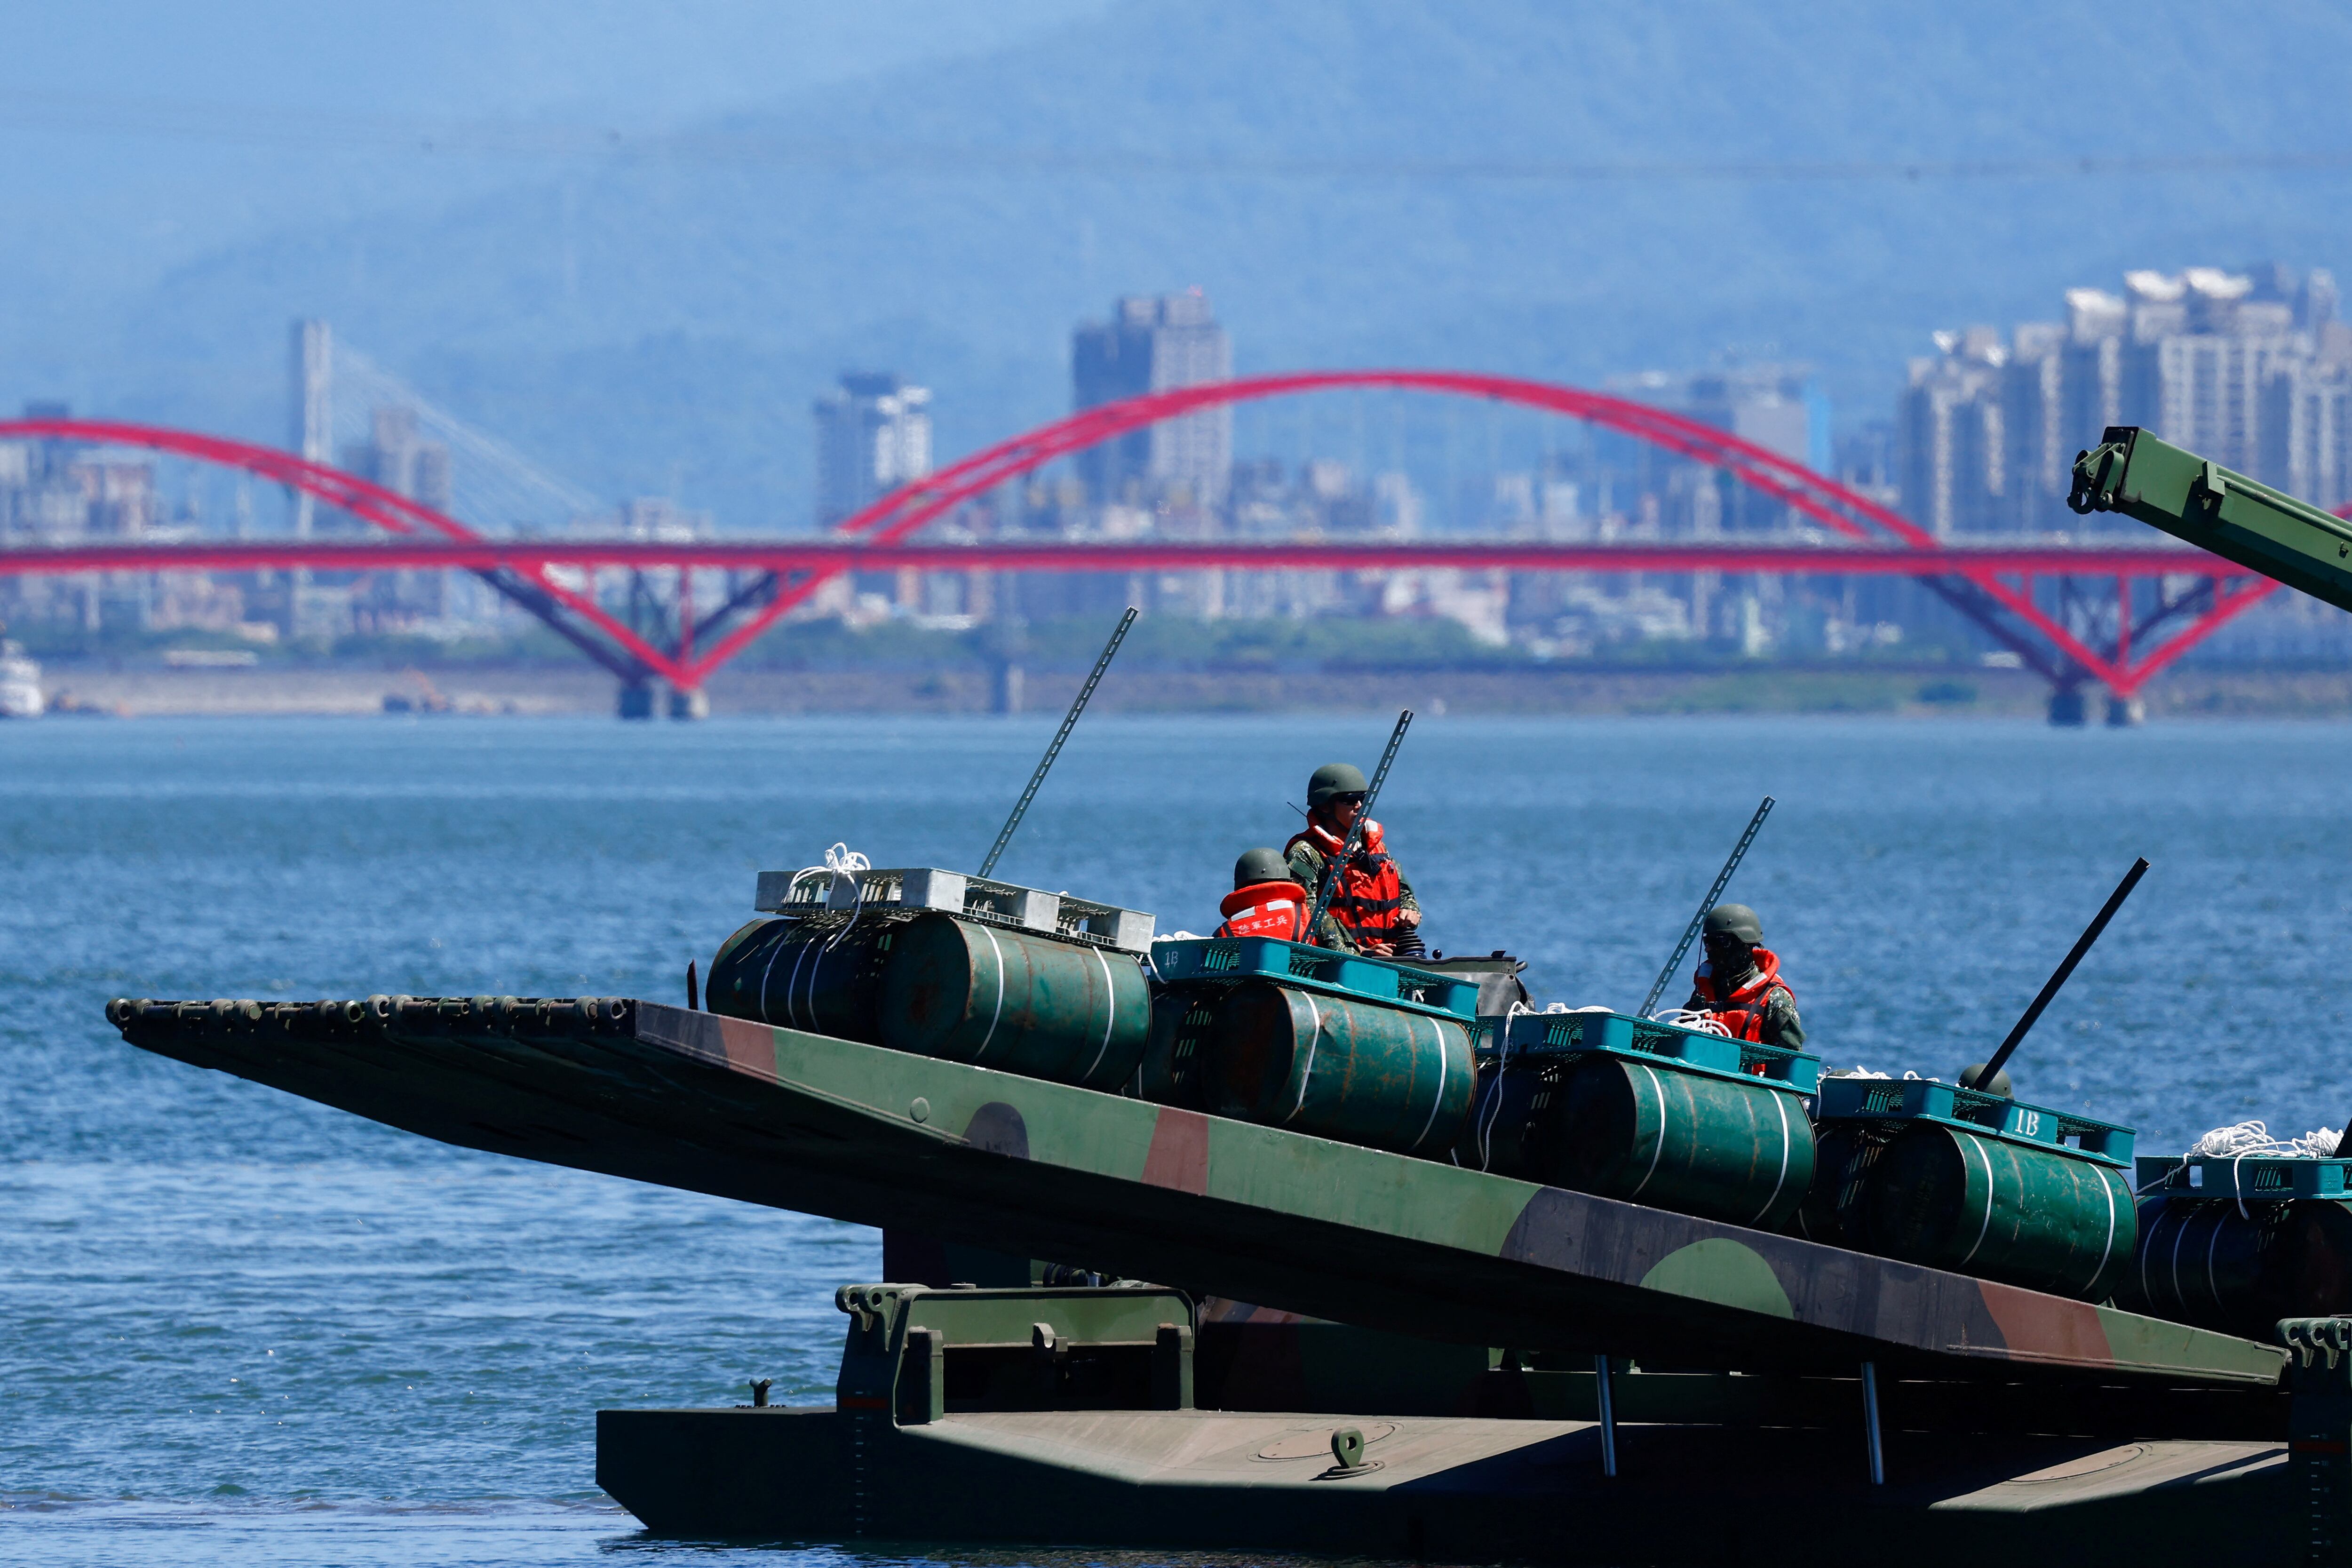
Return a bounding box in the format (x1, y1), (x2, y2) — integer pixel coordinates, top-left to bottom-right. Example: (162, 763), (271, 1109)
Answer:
(0, 639), (44, 719)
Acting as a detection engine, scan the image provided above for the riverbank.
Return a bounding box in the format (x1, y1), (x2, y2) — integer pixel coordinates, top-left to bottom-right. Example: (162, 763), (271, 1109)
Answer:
(19, 660), (2352, 719)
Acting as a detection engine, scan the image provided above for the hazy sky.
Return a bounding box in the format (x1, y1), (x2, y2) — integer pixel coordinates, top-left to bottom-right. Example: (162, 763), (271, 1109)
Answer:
(0, 3), (1105, 299)
(7, 1), (2349, 525)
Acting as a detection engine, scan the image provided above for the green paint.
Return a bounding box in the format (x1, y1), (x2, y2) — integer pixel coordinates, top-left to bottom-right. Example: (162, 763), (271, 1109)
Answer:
(1852, 1124), (2136, 1299)
(766, 1019), (1165, 1183)
(878, 914), (1149, 1090)
(2093, 1304), (2290, 1385)
(1638, 1239), (1796, 1319)
(1547, 1057), (1814, 1229)
(1216, 981), (1473, 1156)
(2072, 427), (2352, 613)
(114, 995), (2290, 1389)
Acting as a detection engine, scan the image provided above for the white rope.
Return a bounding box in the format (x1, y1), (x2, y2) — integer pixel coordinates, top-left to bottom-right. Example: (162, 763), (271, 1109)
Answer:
(807, 844), (872, 952)
(1651, 1007), (1732, 1036)
(2186, 1120), (2343, 1160)
(2183, 1120), (2346, 1217)
(1476, 1000), (1533, 1172)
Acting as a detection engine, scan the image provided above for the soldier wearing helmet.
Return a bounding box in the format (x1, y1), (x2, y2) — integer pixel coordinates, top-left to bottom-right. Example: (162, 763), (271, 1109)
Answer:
(1284, 762), (1422, 957)
(1213, 848), (1312, 941)
(1684, 903), (1803, 1046)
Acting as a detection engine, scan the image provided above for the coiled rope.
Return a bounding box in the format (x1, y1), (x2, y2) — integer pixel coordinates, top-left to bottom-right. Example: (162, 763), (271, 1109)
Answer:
(2182, 1119), (2346, 1216)
(790, 843), (872, 952)
(1650, 1007), (1732, 1037)
(2186, 1119), (2344, 1160)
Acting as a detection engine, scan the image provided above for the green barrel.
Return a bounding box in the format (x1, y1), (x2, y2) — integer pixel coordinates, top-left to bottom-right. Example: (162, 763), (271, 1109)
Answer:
(1848, 1125), (2136, 1299)
(1459, 1060), (1564, 1176)
(1133, 981), (1223, 1108)
(2118, 1197), (2352, 1338)
(704, 912), (914, 1044)
(1213, 980), (1473, 1158)
(1791, 1122), (1896, 1244)
(875, 913), (1149, 1091)
(1544, 1058), (1814, 1230)
(2114, 1198), (2267, 1332)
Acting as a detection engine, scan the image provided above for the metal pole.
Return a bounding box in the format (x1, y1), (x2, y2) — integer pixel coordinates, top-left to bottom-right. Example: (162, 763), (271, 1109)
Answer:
(1304, 709), (1414, 940)
(1638, 796), (1775, 1019)
(1861, 1361), (1884, 1486)
(1593, 1354), (1618, 1478)
(1964, 856), (2149, 1091)
(977, 607), (1136, 880)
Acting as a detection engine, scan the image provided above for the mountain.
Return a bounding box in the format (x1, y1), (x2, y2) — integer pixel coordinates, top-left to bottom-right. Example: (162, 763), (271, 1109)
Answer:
(21, 0), (2352, 529)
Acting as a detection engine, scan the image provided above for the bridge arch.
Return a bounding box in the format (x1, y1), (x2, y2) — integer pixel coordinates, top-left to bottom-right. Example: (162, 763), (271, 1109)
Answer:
(0, 416), (688, 684)
(0, 373), (2282, 700)
(707, 370), (2186, 690)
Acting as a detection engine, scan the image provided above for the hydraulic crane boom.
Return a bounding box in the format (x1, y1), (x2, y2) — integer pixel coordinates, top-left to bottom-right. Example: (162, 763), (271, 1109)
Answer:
(2070, 424), (2352, 612)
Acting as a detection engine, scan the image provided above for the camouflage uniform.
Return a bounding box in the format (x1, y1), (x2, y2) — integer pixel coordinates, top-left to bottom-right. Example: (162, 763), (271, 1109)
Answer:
(1683, 962), (1805, 1048)
(1286, 831), (1420, 955)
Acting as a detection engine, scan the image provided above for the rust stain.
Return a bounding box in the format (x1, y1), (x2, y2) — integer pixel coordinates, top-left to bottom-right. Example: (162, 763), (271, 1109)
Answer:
(1141, 1106), (1210, 1195)
(1976, 1279), (2114, 1364)
(715, 1015), (784, 1082)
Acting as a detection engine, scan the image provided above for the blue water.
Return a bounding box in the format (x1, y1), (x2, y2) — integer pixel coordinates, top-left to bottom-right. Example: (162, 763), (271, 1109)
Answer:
(5, 713), (2352, 1564)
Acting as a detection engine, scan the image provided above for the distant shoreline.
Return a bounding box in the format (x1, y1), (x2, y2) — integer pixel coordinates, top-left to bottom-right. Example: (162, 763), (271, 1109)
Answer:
(19, 661), (2352, 720)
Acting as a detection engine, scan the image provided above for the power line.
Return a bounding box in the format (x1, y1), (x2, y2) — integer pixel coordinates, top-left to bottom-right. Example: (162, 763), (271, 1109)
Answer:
(333, 345), (600, 534)
(1, 88), (2349, 184)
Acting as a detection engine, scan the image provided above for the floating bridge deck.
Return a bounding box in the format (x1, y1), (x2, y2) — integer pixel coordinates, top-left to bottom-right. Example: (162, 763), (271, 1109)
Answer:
(112, 995), (2283, 1390)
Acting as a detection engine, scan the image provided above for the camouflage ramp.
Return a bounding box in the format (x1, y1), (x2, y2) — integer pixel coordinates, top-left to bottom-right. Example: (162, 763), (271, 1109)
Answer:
(112, 995), (2283, 1389)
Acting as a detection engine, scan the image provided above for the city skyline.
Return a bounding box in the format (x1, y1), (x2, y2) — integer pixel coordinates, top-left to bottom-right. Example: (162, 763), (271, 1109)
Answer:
(9, 254), (2352, 698)
(5, 2), (2346, 535)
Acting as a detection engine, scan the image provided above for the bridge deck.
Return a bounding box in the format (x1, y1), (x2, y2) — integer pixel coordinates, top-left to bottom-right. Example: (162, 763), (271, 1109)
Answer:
(113, 995), (2284, 1389)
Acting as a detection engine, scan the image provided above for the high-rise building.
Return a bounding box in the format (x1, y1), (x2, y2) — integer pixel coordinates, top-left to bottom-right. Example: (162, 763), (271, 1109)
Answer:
(341, 407), (452, 518)
(339, 406), (456, 623)
(1898, 263), (2352, 531)
(812, 373), (932, 526)
(1682, 366), (1828, 470)
(1601, 362), (1830, 536)
(1898, 328), (2006, 536)
(1071, 290), (1232, 506)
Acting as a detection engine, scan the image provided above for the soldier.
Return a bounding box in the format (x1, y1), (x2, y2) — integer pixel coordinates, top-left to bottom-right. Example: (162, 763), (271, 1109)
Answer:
(1212, 848), (1311, 941)
(1285, 762), (1422, 957)
(1684, 903), (1803, 1046)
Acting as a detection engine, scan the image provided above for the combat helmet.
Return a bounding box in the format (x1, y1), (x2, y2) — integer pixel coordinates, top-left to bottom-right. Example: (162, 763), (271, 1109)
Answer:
(1307, 762), (1368, 809)
(1233, 847), (1292, 888)
(1701, 903), (1762, 944)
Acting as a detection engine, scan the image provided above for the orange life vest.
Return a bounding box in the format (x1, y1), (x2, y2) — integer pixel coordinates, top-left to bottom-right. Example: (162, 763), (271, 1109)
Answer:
(1690, 946), (1793, 1043)
(1215, 880), (1310, 941)
(1286, 819), (1406, 946)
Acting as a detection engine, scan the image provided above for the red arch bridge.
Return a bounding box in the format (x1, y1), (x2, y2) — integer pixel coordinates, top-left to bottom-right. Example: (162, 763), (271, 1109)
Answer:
(0, 372), (2312, 716)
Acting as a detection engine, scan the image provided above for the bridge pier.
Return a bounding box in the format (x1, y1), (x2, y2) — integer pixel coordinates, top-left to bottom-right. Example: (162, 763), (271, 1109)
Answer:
(2048, 684), (2147, 727)
(619, 682), (708, 720)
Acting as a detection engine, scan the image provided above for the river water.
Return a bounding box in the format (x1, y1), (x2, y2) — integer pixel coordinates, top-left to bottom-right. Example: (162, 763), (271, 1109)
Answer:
(4, 713), (2350, 1564)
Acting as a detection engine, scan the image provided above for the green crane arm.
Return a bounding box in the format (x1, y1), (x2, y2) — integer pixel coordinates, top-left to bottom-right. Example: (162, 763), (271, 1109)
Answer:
(2068, 424), (2352, 612)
